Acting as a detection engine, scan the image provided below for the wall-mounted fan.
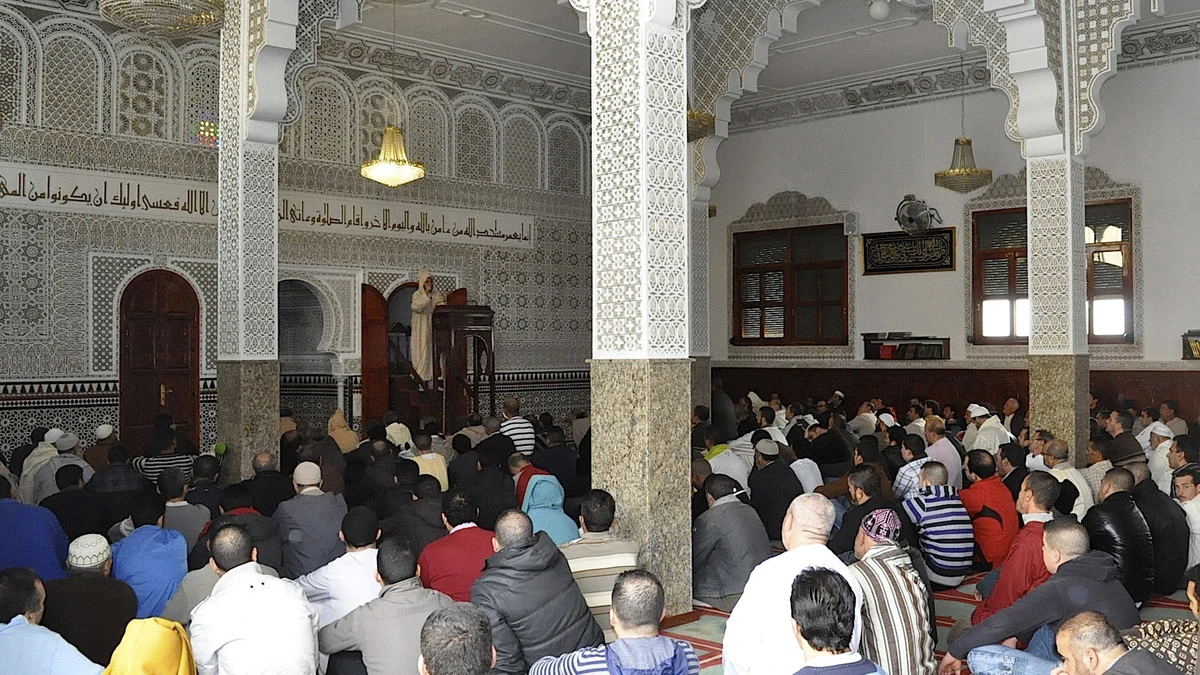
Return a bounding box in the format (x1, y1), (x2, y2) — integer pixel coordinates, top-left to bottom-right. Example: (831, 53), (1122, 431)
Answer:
(894, 194), (943, 235)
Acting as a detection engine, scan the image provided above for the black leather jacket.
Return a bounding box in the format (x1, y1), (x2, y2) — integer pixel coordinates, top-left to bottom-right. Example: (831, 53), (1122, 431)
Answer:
(1082, 491), (1155, 603)
(1133, 479), (1190, 594)
(470, 532), (603, 675)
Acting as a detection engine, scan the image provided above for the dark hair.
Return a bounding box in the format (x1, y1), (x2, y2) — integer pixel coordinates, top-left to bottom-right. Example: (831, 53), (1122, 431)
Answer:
(909, 403), (924, 420)
(108, 444), (131, 464)
(749, 429), (772, 446)
(1141, 406), (1159, 422)
(156, 468), (188, 500)
(1163, 400), (1182, 416)
(0, 567), (41, 623)
(153, 412), (175, 432)
(130, 490), (166, 528)
(759, 407), (776, 425)
(413, 434), (433, 451)
(420, 604), (494, 675)
(194, 454), (220, 481)
(1112, 411), (1134, 434)
(705, 425), (728, 445)
(789, 567), (857, 653)
(855, 436), (880, 464)
(219, 482), (254, 512)
(494, 509), (533, 548)
(452, 434), (473, 456)
(580, 490), (616, 533)
(280, 430), (303, 455)
(369, 439), (396, 460)
(376, 535), (418, 585)
(966, 449), (997, 479)
(999, 442), (1028, 468)
(1176, 435), (1200, 464)
(703, 473), (742, 500)
(923, 399), (940, 413)
(545, 427), (565, 445)
(147, 431), (176, 457)
(424, 419), (441, 436)
(1102, 467), (1134, 494)
(30, 427), (49, 445)
(210, 523), (254, 572)
(1023, 471), (1061, 510)
(0, 475), (10, 499)
(693, 405), (710, 423)
(901, 434), (927, 459)
(847, 464), (882, 497)
(1058, 611), (1125, 656)
(297, 445), (322, 465)
(442, 488), (478, 528)
(414, 475), (442, 500)
(54, 464), (84, 490)
(886, 426), (907, 445)
(1176, 467), (1200, 488)
(365, 422), (388, 442)
(611, 570), (664, 630)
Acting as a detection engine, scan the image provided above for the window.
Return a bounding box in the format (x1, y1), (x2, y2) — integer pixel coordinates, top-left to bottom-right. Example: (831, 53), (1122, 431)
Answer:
(972, 199), (1133, 344)
(733, 224), (848, 345)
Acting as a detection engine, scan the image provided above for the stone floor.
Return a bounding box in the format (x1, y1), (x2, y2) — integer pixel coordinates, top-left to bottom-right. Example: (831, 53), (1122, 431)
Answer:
(663, 573), (1196, 675)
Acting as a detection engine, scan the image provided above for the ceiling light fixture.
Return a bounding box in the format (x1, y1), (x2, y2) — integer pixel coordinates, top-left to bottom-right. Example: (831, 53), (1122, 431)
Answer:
(99, 0), (223, 37)
(867, 0), (890, 22)
(361, 0), (425, 187)
(934, 56), (992, 194)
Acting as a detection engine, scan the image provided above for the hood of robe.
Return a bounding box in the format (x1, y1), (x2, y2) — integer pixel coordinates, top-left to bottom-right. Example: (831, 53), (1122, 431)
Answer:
(418, 269), (433, 293)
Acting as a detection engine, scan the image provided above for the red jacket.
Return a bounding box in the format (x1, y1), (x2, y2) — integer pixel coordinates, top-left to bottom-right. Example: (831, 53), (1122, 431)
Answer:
(959, 476), (1019, 567)
(971, 519), (1051, 624)
(514, 464), (549, 507)
(418, 524), (494, 602)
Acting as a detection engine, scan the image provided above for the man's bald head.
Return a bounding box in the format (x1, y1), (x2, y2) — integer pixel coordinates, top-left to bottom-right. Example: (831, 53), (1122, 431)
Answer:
(494, 509), (534, 548)
(252, 452), (275, 473)
(924, 418), (945, 437)
(1127, 461), (1150, 485)
(784, 493), (835, 542)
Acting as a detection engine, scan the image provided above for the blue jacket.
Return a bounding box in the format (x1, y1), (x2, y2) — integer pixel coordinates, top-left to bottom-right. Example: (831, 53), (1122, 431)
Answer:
(521, 475), (579, 546)
(111, 525), (187, 618)
(0, 498), (68, 580)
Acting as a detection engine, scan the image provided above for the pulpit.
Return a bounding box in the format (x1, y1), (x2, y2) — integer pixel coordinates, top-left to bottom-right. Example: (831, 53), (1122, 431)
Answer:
(432, 305), (496, 431)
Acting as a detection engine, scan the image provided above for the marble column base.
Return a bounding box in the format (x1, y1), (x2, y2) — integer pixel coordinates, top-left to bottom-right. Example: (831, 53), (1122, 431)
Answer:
(1028, 354), (1089, 467)
(590, 358), (693, 615)
(217, 359), (280, 482)
(690, 356), (711, 410)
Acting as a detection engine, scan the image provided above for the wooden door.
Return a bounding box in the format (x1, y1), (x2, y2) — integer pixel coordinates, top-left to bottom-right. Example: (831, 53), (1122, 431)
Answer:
(361, 284), (389, 426)
(120, 270), (200, 454)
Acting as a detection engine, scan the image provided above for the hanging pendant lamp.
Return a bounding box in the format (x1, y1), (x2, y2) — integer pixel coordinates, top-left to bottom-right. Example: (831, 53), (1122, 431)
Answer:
(934, 57), (992, 194)
(361, 125), (425, 187)
(361, 0), (424, 187)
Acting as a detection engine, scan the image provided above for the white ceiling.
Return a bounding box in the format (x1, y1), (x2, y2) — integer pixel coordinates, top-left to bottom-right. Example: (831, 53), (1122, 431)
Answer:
(344, 0), (1198, 101)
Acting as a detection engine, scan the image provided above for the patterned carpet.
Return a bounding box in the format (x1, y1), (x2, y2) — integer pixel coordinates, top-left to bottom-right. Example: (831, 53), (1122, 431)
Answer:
(663, 573), (1196, 675)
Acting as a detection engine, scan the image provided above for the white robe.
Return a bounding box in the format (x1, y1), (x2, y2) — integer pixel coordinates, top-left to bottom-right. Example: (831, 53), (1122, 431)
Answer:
(409, 270), (445, 383)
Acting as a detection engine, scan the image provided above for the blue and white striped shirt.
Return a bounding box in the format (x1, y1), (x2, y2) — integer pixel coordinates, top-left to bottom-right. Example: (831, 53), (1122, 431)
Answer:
(529, 637), (700, 675)
(903, 485), (974, 579)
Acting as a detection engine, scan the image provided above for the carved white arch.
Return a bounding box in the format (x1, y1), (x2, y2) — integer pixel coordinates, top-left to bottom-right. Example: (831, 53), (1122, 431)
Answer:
(111, 36), (184, 141)
(297, 66), (357, 164)
(0, 5), (39, 126)
(450, 93), (500, 182)
(109, 264), (211, 376)
(277, 271), (345, 356)
(35, 16), (115, 133)
(544, 112), (588, 195)
(404, 84), (453, 176)
(498, 103), (546, 190)
(354, 74), (409, 165)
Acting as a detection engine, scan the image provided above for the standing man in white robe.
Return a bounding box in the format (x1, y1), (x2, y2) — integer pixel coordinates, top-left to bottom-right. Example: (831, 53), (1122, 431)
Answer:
(410, 269), (445, 384)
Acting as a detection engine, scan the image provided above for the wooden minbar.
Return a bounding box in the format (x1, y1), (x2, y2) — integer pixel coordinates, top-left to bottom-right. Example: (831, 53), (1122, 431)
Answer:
(432, 305), (496, 431)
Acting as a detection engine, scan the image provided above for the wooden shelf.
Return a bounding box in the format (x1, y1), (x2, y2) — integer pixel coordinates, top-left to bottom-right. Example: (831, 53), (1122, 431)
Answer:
(863, 335), (950, 361)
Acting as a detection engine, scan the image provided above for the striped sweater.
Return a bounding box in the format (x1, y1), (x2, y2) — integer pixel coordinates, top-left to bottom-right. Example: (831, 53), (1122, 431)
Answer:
(902, 485), (974, 582)
(848, 543), (937, 675)
(529, 636), (699, 675)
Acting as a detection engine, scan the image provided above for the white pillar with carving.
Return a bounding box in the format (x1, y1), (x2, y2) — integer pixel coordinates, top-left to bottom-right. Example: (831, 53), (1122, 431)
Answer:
(217, 0), (298, 479)
(572, 0), (703, 614)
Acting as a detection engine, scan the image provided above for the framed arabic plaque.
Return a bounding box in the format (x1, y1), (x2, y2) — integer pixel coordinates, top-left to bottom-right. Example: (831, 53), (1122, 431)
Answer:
(861, 227), (955, 275)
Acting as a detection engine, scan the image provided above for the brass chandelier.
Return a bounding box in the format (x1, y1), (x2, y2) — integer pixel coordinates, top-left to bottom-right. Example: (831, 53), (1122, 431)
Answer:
(934, 57), (992, 194)
(99, 0), (224, 37)
(361, 0), (424, 187)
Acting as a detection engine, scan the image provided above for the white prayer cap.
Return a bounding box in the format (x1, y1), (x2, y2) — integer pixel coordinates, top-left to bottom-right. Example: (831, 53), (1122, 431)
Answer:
(800, 414), (818, 429)
(54, 433), (80, 452)
(1147, 421), (1175, 439)
(67, 534), (111, 570)
(45, 428), (64, 444)
(293, 462), (322, 486)
(966, 404), (989, 418)
(95, 424), (114, 440)
(755, 439), (780, 457)
(878, 413), (896, 428)
(833, 390), (845, 399)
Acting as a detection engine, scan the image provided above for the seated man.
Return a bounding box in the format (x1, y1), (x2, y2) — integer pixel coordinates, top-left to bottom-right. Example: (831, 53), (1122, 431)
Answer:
(1044, 440), (1094, 520)
(702, 426), (750, 491)
(848, 509), (936, 675)
(158, 467), (211, 551)
(941, 518), (1141, 675)
(815, 437), (895, 503)
(1124, 565), (1200, 673)
(275, 461), (350, 578)
(380, 474), (447, 557)
(531, 427), (580, 496)
(187, 454), (224, 519)
(470, 510), (603, 675)
(529, 571), (699, 675)
(190, 523), (320, 675)
(418, 488), (494, 602)
(418, 604), (496, 675)
(1052, 611), (1179, 675)
(723, 494), (863, 675)
(1081, 467), (1155, 604)
(1128, 462), (1189, 595)
(243, 451), (299, 518)
(558, 490), (640, 642)
(188, 482), (282, 572)
(971, 471), (1057, 625)
(0, 567), (102, 675)
(318, 535), (454, 675)
(891, 434), (933, 502)
(39, 465), (111, 541)
(110, 491), (187, 618)
(902, 461), (973, 589)
(1175, 466), (1200, 571)
(749, 440), (805, 541)
(465, 444), (518, 531)
(296, 506), (382, 629)
(827, 464), (916, 557)
(692, 474), (772, 612)
(959, 450), (1019, 570)
(515, 460), (578, 546)
(727, 407), (790, 465)
(788, 568), (884, 675)
(39, 534), (138, 667)
(997, 443), (1030, 503)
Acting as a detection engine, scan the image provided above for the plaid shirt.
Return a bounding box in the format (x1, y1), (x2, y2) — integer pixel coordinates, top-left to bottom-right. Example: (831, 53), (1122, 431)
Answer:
(86, 463), (150, 493)
(893, 456), (933, 502)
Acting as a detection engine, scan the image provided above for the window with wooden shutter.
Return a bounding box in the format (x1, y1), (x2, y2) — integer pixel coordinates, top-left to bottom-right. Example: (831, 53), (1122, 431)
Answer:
(733, 224), (848, 345)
